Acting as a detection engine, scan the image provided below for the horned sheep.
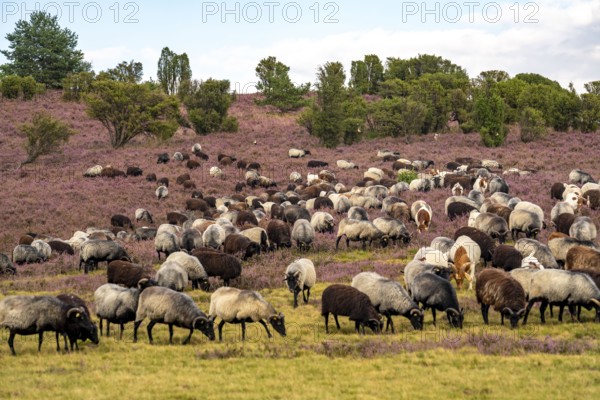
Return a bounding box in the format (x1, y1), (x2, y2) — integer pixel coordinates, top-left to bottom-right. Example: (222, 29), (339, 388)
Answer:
(321, 284), (383, 334)
(411, 272), (465, 328)
(476, 268), (526, 328)
(335, 218), (388, 250)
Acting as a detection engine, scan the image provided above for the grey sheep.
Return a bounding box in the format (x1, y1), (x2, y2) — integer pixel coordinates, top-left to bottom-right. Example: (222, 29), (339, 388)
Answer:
(135, 208), (154, 224)
(509, 267), (542, 300)
(509, 209), (542, 240)
(474, 212), (509, 243)
(570, 216), (597, 241)
(411, 272), (465, 328)
(513, 201), (545, 229)
(155, 185), (169, 200)
(154, 231), (180, 260)
(351, 272), (423, 332)
(94, 281), (155, 338)
(31, 239), (52, 260)
(0, 295), (96, 355)
(332, 195), (351, 214)
(310, 211), (335, 234)
(156, 261), (188, 292)
(335, 218), (389, 250)
(430, 237), (455, 256)
(403, 260), (452, 295)
(514, 238), (559, 269)
(551, 201), (576, 225)
(0, 253), (16, 274)
(79, 240), (130, 273)
(523, 269), (600, 324)
(373, 217), (411, 245)
(202, 224), (227, 249)
(488, 177), (509, 194)
(209, 287), (286, 341)
(165, 252), (209, 290)
(133, 286), (215, 344)
(291, 219), (315, 251)
(284, 258), (317, 308)
(569, 168), (595, 184)
(289, 148), (311, 158)
(321, 284), (383, 334)
(12, 245), (45, 265)
(181, 229), (203, 252)
(548, 236), (600, 265)
(347, 206), (369, 221)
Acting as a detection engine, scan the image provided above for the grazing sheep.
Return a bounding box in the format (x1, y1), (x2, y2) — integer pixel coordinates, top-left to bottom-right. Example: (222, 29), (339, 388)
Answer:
(180, 228), (202, 252)
(12, 244), (45, 265)
(135, 209), (154, 224)
(0, 253), (16, 274)
(186, 160), (201, 170)
(453, 226), (496, 268)
(209, 287), (286, 341)
(509, 267), (542, 300)
(403, 260), (452, 295)
(476, 268), (526, 328)
(55, 294), (99, 351)
(307, 160), (328, 168)
(166, 252), (209, 290)
(209, 166), (223, 178)
(514, 239), (559, 269)
(223, 234), (261, 260)
(146, 173), (157, 182)
(291, 219), (315, 251)
(321, 284), (382, 334)
(509, 209), (542, 241)
(570, 216), (597, 241)
(569, 168), (595, 184)
(0, 296), (96, 355)
(107, 260), (156, 288)
(473, 177), (489, 194)
(348, 206), (369, 221)
(133, 286), (215, 344)
(492, 245), (524, 272)
(474, 212), (510, 243)
(411, 200), (432, 232)
(289, 148), (311, 158)
(451, 183), (464, 196)
(111, 214), (133, 230)
(283, 205), (311, 225)
(154, 232), (180, 260)
(373, 217), (411, 245)
(266, 220), (292, 249)
(157, 177), (169, 187)
(156, 185), (169, 200)
(337, 160), (359, 170)
(83, 165), (103, 178)
(157, 153), (169, 164)
(548, 236), (600, 265)
(192, 249), (242, 287)
(335, 218), (388, 250)
(240, 227), (271, 252)
(126, 166), (143, 177)
(411, 272), (464, 328)
(202, 224), (227, 250)
(555, 213), (576, 235)
(79, 240), (130, 273)
(100, 167), (126, 178)
(409, 178), (432, 192)
(414, 247), (449, 268)
(446, 202), (478, 221)
(352, 272), (423, 332)
(30, 240), (51, 261)
(431, 237), (455, 256)
(310, 211), (335, 234)
(449, 235), (481, 290)
(488, 177), (509, 194)
(284, 259), (316, 308)
(156, 261), (188, 292)
(445, 196), (480, 216)
(565, 246), (600, 271)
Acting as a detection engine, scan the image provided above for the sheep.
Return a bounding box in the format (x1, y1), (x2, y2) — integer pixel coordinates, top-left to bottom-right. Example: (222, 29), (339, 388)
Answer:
(413, 247), (449, 268)
(373, 217), (411, 245)
(337, 160), (358, 170)
(472, 212), (510, 243)
(194, 149), (209, 161)
(209, 287), (286, 341)
(555, 213), (576, 235)
(451, 182), (464, 196)
(411, 200), (432, 232)
(444, 196), (480, 216)
(133, 286), (215, 344)
(364, 167), (384, 182)
(377, 149), (400, 158)
(0, 253), (16, 274)
(30, 239), (51, 261)
(209, 166), (223, 178)
(321, 284), (383, 334)
(473, 177), (489, 194)
(154, 232), (180, 260)
(284, 259), (316, 308)
(266, 220), (292, 249)
(569, 168), (595, 184)
(347, 206), (369, 221)
(446, 202), (478, 221)
(509, 209), (542, 241)
(409, 178), (432, 192)
(156, 261), (188, 292)
(165, 252), (209, 290)
(126, 166), (143, 177)
(110, 214), (133, 230)
(492, 245), (524, 272)
(79, 240), (130, 273)
(192, 248), (242, 287)
(12, 244), (45, 265)
(514, 239), (559, 269)
(0, 295), (96, 355)
(179, 229), (202, 252)
(449, 235), (481, 290)
(565, 246), (600, 271)
(289, 148), (311, 158)
(240, 227), (271, 252)
(157, 177), (169, 187)
(135, 208), (154, 224)
(310, 211), (334, 234)
(335, 218), (388, 250)
(476, 268), (526, 328)
(107, 260), (155, 288)
(570, 216), (597, 241)
(101, 166), (126, 178)
(223, 234), (261, 260)
(509, 267), (542, 300)
(283, 205), (311, 225)
(548, 236), (600, 265)
(411, 272), (464, 328)
(156, 185), (169, 200)
(291, 219), (315, 251)
(431, 237), (455, 255)
(54, 294), (99, 351)
(83, 165), (103, 177)
(403, 260), (452, 295)
(352, 272), (423, 332)
(202, 224), (227, 249)
(523, 269), (600, 324)
(488, 177), (509, 194)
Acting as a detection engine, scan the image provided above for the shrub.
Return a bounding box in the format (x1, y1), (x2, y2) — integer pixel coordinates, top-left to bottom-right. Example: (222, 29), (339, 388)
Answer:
(397, 170), (418, 183)
(474, 93), (508, 147)
(519, 107), (547, 143)
(20, 76), (38, 100)
(62, 72), (95, 101)
(1, 75), (22, 98)
(221, 116), (239, 132)
(20, 112), (76, 166)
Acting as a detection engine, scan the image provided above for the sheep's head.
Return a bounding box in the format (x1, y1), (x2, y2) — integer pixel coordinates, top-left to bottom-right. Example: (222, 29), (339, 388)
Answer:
(366, 316), (384, 334)
(198, 278), (211, 292)
(502, 307), (526, 329)
(66, 307), (99, 345)
(193, 316), (215, 341)
(451, 262), (472, 290)
(268, 313), (286, 337)
(446, 308), (465, 329)
(526, 228), (540, 239)
(407, 308), (424, 331)
(284, 272), (300, 293)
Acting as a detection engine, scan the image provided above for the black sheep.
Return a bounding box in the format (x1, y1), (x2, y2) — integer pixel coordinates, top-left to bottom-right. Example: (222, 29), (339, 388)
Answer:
(55, 294), (99, 351)
(135, 227), (157, 241)
(247, 162), (261, 171)
(176, 173), (191, 185)
(186, 198), (209, 212)
(307, 160), (329, 168)
(476, 268), (526, 328)
(48, 240), (75, 255)
(193, 149), (209, 160)
(111, 214), (134, 230)
(411, 272), (464, 328)
(166, 211), (188, 226)
(321, 284), (383, 334)
(157, 153), (169, 164)
(492, 245), (523, 272)
(192, 248), (242, 286)
(101, 167), (126, 178)
(266, 220), (292, 249)
(235, 182), (246, 192)
(146, 173), (157, 182)
(446, 202), (477, 221)
(191, 190), (204, 199)
(223, 234), (261, 260)
(555, 213), (576, 235)
(271, 204), (284, 220)
(550, 182), (566, 200)
(126, 166), (143, 177)
(453, 226), (496, 265)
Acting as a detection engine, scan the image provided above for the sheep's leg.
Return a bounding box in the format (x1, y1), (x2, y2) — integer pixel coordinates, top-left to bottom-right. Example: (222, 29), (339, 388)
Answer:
(218, 320), (226, 342)
(431, 308), (437, 326)
(38, 332), (44, 352)
(293, 291), (299, 309)
(156, 251), (161, 260)
(99, 318), (103, 336)
(523, 299), (537, 325)
(119, 323), (125, 340)
(481, 304), (489, 325)
(335, 236), (342, 250)
(323, 313), (329, 334)
(241, 321), (246, 341)
(183, 328), (193, 345)
(303, 288), (309, 303)
(354, 321), (360, 334)
(63, 334), (68, 353)
(8, 331), (17, 356)
(133, 320), (142, 343)
(539, 301), (548, 324)
(168, 324), (174, 344)
(258, 320), (272, 339)
(500, 311), (504, 326)
(55, 332), (60, 351)
(146, 320), (156, 344)
(386, 314), (395, 334)
(333, 315), (341, 330)
(106, 321), (111, 337)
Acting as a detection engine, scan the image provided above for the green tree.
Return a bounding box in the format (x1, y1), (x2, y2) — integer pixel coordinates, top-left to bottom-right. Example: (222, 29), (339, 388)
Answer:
(474, 92), (507, 147)
(103, 60), (143, 83)
(185, 79), (237, 134)
(368, 97), (427, 140)
(1, 11), (89, 88)
(385, 54), (467, 81)
(519, 107), (547, 143)
(349, 54), (384, 94)
(408, 74), (447, 133)
(85, 80), (180, 148)
(62, 71), (96, 101)
(312, 61), (347, 148)
(157, 47), (192, 96)
(19, 111), (75, 167)
(255, 56), (310, 111)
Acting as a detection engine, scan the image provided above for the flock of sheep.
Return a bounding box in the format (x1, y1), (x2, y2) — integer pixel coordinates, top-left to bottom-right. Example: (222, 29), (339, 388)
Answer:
(1, 143), (600, 355)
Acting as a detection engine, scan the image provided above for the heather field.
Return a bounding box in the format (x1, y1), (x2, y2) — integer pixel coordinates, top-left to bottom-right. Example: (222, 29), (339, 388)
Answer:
(1, 92), (600, 399)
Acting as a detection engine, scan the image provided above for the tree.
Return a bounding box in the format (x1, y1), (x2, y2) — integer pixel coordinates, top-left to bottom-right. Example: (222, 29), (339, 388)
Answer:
(85, 80), (180, 148)
(368, 97), (427, 140)
(185, 79), (237, 134)
(349, 54), (384, 94)
(385, 54), (467, 81)
(157, 47), (192, 96)
(474, 92), (507, 147)
(519, 107), (547, 143)
(103, 60), (143, 83)
(1, 11), (89, 88)
(255, 56), (310, 111)
(19, 112), (75, 167)
(62, 71), (96, 101)
(312, 62), (347, 148)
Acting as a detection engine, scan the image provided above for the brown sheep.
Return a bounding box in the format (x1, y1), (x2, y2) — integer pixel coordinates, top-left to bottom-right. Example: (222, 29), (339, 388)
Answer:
(223, 234), (261, 260)
(176, 173), (191, 185)
(555, 213), (576, 235)
(187, 160), (201, 170)
(236, 211), (258, 227)
(166, 212), (188, 226)
(107, 260), (155, 288)
(321, 284), (383, 334)
(565, 246), (600, 271)
(157, 177), (169, 187)
(266, 220), (292, 249)
(192, 248), (242, 287)
(111, 214), (133, 230)
(183, 180), (197, 190)
(186, 198), (209, 212)
(486, 203), (513, 224)
(19, 235), (34, 245)
(492, 245), (523, 272)
(101, 167), (126, 178)
(476, 268), (526, 328)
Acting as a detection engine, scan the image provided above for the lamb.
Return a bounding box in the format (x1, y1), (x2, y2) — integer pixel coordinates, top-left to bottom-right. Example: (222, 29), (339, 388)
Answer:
(569, 216), (597, 241)
(79, 240), (130, 273)
(202, 224), (227, 249)
(107, 260), (156, 288)
(449, 235), (482, 290)
(310, 211), (335, 234)
(289, 148), (311, 158)
(284, 258), (317, 308)
(321, 284), (383, 334)
(411, 272), (464, 328)
(509, 209), (542, 240)
(154, 232), (180, 260)
(133, 286), (215, 344)
(569, 168), (595, 184)
(0, 295), (96, 355)
(155, 261), (188, 292)
(351, 272), (423, 332)
(30, 239), (51, 261)
(523, 269), (600, 324)
(373, 217), (411, 245)
(12, 244), (45, 265)
(266, 219), (292, 249)
(335, 218), (389, 250)
(411, 200), (432, 232)
(291, 219), (315, 251)
(165, 252), (209, 290)
(209, 287), (286, 341)
(223, 233), (261, 260)
(475, 268), (526, 328)
(565, 246), (600, 271)
(514, 239), (559, 269)
(192, 248), (242, 286)
(155, 185), (169, 200)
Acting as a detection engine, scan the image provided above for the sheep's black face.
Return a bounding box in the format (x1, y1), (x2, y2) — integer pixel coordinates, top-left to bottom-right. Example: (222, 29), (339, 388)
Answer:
(401, 233), (411, 245)
(269, 314), (286, 337)
(67, 311), (99, 345)
(504, 308), (525, 329)
(199, 279), (211, 292)
(366, 318), (383, 333)
(447, 310), (464, 329)
(284, 274), (298, 294)
(407, 311), (424, 331)
(380, 237), (389, 248)
(195, 318), (215, 341)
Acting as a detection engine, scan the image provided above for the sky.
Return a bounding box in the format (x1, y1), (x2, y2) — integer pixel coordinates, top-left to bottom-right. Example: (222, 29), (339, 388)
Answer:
(0, 0), (599, 93)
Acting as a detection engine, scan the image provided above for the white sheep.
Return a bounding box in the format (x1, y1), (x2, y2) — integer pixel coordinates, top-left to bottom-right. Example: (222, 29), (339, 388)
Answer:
(165, 252), (209, 290)
(156, 185), (169, 200)
(284, 258), (316, 308)
(155, 261), (188, 292)
(310, 211), (335, 234)
(83, 165), (103, 177)
(291, 219), (315, 251)
(209, 166), (223, 178)
(202, 224), (227, 249)
(154, 232), (180, 260)
(30, 240), (51, 261)
(335, 218), (388, 250)
(337, 160), (358, 170)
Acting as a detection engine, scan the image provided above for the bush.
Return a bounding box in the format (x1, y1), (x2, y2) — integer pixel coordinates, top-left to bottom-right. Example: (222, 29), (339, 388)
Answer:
(20, 112), (75, 165)
(221, 116), (239, 132)
(519, 107), (547, 143)
(1, 75), (23, 98)
(459, 120), (476, 133)
(188, 109), (222, 135)
(297, 106), (314, 134)
(62, 72), (95, 101)
(20, 76), (38, 100)
(474, 93), (508, 147)
(397, 170), (418, 183)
